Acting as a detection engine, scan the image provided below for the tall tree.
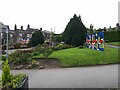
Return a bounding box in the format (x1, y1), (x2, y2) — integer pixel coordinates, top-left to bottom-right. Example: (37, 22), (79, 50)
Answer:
(28, 31), (44, 47)
(62, 14), (87, 46)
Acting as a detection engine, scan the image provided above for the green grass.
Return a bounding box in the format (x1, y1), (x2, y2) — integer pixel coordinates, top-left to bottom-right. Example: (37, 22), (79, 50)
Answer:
(107, 42), (120, 46)
(33, 46), (119, 67)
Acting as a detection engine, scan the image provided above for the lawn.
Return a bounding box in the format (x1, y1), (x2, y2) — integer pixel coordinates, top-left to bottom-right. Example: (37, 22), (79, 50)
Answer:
(33, 46), (119, 67)
(107, 42), (120, 46)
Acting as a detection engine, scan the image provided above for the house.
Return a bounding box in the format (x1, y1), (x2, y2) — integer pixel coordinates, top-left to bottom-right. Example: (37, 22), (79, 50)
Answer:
(0, 22), (51, 49)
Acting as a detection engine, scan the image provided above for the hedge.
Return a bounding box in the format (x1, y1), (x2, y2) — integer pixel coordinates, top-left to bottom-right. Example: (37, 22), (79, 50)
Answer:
(104, 31), (120, 42)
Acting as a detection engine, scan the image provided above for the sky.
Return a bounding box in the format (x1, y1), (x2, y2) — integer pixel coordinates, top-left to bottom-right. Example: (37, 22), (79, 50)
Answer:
(0, 0), (119, 34)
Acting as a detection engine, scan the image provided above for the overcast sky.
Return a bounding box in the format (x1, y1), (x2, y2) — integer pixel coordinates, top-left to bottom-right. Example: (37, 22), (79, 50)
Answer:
(0, 0), (119, 34)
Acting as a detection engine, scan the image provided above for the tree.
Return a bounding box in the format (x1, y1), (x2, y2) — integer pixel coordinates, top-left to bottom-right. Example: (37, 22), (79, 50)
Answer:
(88, 24), (94, 34)
(54, 34), (63, 42)
(62, 14), (87, 46)
(28, 31), (44, 47)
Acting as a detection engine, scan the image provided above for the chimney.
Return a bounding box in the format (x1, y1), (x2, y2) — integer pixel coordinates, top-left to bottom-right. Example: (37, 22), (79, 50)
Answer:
(27, 24), (30, 29)
(40, 28), (42, 31)
(21, 26), (23, 30)
(14, 24), (17, 30)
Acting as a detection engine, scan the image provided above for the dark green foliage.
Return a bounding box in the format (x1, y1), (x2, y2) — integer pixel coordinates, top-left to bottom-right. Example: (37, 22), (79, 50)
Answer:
(78, 46), (84, 49)
(2, 60), (12, 88)
(11, 74), (26, 88)
(63, 14), (87, 46)
(28, 31), (44, 47)
(52, 43), (73, 51)
(104, 31), (120, 42)
(14, 43), (21, 49)
(2, 60), (27, 89)
(8, 51), (32, 64)
(32, 52), (40, 56)
(33, 43), (53, 58)
(1, 55), (6, 61)
(54, 35), (63, 42)
(42, 48), (53, 59)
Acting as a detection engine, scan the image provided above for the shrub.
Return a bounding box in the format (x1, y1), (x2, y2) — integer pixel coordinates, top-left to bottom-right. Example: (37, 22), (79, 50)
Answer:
(33, 43), (53, 58)
(28, 31), (44, 47)
(52, 43), (73, 51)
(10, 74), (27, 88)
(2, 60), (27, 88)
(2, 60), (12, 88)
(104, 31), (120, 42)
(42, 48), (53, 59)
(33, 44), (44, 53)
(32, 52), (40, 56)
(2, 55), (6, 61)
(54, 34), (63, 42)
(14, 43), (21, 49)
(8, 51), (32, 64)
(31, 59), (37, 67)
(78, 46), (84, 49)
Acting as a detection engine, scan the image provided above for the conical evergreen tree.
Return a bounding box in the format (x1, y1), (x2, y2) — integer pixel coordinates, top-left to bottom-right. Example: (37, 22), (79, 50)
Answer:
(63, 14), (87, 46)
(28, 31), (44, 47)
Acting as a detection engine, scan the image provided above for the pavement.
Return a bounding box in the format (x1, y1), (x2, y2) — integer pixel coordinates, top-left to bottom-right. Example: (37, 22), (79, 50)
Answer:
(11, 64), (119, 88)
(4, 48), (32, 55)
(106, 45), (120, 48)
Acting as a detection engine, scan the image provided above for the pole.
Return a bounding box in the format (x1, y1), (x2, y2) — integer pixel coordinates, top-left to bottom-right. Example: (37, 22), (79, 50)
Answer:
(6, 28), (8, 59)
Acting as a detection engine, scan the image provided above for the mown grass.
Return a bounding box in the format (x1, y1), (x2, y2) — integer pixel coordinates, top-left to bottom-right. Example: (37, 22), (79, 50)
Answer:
(107, 42), (120, 46)
(33, 46), (119, 67)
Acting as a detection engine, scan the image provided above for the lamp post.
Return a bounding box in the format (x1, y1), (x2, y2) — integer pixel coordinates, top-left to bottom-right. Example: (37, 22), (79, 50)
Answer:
(6, 28), (8, 59)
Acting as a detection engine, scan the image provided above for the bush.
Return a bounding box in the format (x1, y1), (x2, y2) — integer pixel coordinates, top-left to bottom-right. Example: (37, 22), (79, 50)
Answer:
(78, 46), (84, 49)
(33, 44), (44, 53)
(10, 74), (27, 88)
(31, 59), (37, 67)
(52, 43), (73, 51)
(28, 31), (44, 47)
(42, 48), (53, 59)
(2, 60), (12, 88)
(33, 43), (53, 58)
(54, 35), (63, 42)
(32, 52), (40, 56)
(104, 31), (120, 42)
(8, 51), (32, 64)
(2, 55), (6, 61)
(14, 43), (21, 49)
(2, 60), (27, 89)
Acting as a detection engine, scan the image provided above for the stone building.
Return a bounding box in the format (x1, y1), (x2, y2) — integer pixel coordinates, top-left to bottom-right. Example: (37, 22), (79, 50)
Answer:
(0, 22), (51, 49)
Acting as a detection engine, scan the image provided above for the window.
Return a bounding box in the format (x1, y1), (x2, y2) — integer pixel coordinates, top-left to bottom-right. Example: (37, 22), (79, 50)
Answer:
(27, 34), (30, 37)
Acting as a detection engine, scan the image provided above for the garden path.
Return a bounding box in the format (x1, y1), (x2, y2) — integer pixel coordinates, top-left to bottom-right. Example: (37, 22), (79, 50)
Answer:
(11, 64), (118, 88)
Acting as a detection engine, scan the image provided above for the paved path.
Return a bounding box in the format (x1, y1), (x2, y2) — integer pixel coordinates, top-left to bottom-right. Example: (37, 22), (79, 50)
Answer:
(4, 48), (32, 54)
(11, 64), (119, 88)
(106, 45), (120, 48)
